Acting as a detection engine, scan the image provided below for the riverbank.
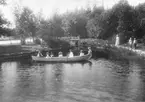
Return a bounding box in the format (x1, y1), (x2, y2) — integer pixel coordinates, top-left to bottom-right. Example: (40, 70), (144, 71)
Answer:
(0, 44), (45, 60)
(115, 44), (145, 58)
(1, 38), (145, 60)
(79, 39), (145, 60)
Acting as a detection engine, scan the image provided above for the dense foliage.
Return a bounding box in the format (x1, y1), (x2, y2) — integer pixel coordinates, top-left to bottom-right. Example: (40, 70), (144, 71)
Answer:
(0, 0), (12, 36)
(13, 0), (145, 43)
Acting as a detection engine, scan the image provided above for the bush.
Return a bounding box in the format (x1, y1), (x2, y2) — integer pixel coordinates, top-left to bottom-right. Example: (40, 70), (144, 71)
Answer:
(46, 38), (71, 49)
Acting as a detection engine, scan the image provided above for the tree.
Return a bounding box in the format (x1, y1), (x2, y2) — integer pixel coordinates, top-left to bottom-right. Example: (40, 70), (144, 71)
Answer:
(86, 19), (102, 38)
(86, 7), (104, 38)
(14, 7), (38, 38)
(0, 0), (13, 36)
(61, 18), (71, 36)
(0, 0), (6, 5)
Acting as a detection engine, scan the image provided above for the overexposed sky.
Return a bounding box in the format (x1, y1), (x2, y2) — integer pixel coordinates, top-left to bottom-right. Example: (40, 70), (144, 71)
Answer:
(0, 0), (145, 27)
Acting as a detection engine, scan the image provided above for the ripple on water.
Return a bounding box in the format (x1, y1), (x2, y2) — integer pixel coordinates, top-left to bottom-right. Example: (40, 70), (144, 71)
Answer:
(0, 57), (144, 102)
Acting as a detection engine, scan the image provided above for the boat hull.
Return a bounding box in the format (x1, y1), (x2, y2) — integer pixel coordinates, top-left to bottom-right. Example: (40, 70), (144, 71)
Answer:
(32, 53), (92, 62)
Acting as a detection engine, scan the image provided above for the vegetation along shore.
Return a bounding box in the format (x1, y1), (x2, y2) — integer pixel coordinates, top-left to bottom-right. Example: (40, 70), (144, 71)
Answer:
(0, 0), (145, 59)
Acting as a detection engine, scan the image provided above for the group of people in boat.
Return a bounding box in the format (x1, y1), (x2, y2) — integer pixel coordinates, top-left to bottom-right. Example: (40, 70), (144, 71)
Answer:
(36, 47), (91, 58)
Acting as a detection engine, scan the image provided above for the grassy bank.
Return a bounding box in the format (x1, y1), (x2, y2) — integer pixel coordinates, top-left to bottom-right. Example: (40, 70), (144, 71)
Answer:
(0, 45), (25, 54)
(78, 39), (109, 51)
(0, 45), (35, 56)
(78, 38), (145, 60)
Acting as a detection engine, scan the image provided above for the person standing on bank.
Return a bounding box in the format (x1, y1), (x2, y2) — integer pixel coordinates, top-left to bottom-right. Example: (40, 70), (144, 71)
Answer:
(115, 34), (120, 46)
(128, 37), (133, 48)
(88, 47), (92, 54)
(133, 38), (137, 49)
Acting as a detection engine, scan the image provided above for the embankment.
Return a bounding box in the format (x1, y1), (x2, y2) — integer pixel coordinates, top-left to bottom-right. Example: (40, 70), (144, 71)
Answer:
(79, 39), (145, 60)
(0, 45), (34, 60)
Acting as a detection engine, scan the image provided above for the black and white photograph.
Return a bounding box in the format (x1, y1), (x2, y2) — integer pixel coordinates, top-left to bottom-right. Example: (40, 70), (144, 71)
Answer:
(0, 0), (145, 102)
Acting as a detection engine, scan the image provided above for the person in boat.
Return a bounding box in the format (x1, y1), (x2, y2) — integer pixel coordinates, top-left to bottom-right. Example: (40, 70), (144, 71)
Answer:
(68, 49), (74, 57)
(50, 52), (54, 57)
(80, 50), (84, 56)
(58, 51), (63, 57)
(88, 47), (92, 54)
(46, 52), (50, 58)
(37, 51), (43, 57)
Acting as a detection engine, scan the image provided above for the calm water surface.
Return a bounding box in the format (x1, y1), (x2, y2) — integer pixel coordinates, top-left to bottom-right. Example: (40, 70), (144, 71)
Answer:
(0, 55), (145, 102)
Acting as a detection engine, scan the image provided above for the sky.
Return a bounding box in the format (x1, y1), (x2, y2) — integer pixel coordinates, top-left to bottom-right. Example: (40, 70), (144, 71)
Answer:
(0, 0), (145, 27)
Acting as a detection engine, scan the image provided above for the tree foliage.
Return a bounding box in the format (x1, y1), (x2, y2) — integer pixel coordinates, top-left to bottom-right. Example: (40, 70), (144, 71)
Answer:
(14, 7), (38, 38)
(0, 0), (13, 36)
(12, 0), (145, 43)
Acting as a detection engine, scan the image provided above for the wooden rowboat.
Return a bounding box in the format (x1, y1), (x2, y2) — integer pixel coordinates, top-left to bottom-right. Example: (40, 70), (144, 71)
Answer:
(32, 52), (92, 62)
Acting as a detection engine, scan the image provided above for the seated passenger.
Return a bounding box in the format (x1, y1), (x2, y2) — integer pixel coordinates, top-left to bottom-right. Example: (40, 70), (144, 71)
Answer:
(88, 47), (92, 54)
(37, 51), (43, 57)
(58, 51), (63, 57)
(68, 49), (74, 57)
(50, 52), (54, 57)
(80, 50), (84, 56)
(46, 52), (50, 58)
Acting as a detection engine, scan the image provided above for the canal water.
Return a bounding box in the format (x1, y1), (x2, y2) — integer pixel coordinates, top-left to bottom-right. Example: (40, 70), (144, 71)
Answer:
(0, 52), (145, 102)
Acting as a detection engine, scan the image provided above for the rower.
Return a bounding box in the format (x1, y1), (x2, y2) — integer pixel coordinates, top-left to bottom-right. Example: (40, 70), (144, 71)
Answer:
(80, 50), (84, 56)
(88, 47), (92, 54)
(68, 49), (74, 57)
(46, 52), (50, 58)
(58, 51), (63, 57)
(37, 51), (43, 57)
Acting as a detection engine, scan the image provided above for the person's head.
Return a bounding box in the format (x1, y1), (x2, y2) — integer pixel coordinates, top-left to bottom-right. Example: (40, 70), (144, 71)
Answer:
(88, 47), (91, 49)
(59, 51), (61, 54)
(69, 49), (72, 52)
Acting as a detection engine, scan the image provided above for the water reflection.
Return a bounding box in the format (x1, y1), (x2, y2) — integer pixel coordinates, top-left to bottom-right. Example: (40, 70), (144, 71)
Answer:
(1, 62), (18, 102)
(0, 57), (145, 102)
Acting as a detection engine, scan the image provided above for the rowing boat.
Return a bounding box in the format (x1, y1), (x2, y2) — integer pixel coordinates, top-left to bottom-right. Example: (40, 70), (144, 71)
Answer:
(32, 52), (92, 62)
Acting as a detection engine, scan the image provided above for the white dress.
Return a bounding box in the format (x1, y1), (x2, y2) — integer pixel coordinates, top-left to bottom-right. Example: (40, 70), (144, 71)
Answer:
(128, 38), (132, 45)
(88, 49), (92, 54)
(69, 52), (74, 57)
(37, 54), (40, 57)
(133, 39), (137, 44)
(59, 54), (63, 57)
(80, 52), (84, 56)
(46, 54), (49, 58)
(115, 35), (120, 46)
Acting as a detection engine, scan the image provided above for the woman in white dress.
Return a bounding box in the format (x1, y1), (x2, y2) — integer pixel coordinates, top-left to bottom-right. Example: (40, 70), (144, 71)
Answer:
(133, 38), (137, 49)
(37, 51), (43, 57)
(68, 50), (74, 57)
(115, 34), (120, 46)
(58, 51), (63, 57)
(80, 50), (84, 56)
(46, 52), (49, 58)
(128, 37), (133, 48)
